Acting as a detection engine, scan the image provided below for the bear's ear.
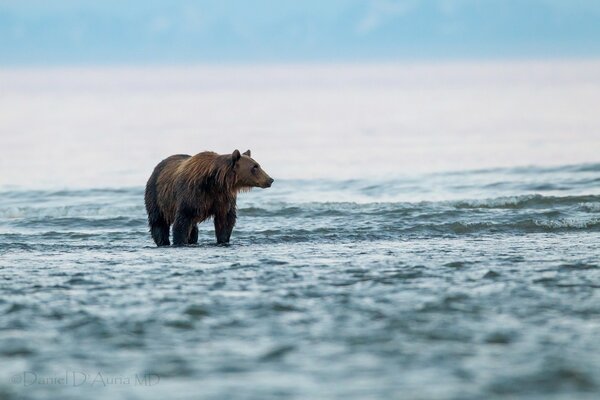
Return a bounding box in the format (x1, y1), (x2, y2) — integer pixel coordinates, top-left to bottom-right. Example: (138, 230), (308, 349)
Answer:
(231, 149), (241, 164)
(243, 149), (251, 157)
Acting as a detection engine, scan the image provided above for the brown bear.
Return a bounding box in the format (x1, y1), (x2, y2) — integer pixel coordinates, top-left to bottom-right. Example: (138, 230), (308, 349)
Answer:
(144, 149), (273, 246)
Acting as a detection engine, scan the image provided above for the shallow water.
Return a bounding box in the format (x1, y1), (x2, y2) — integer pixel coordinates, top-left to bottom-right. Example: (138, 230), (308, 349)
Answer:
(1, 163), (599, 399)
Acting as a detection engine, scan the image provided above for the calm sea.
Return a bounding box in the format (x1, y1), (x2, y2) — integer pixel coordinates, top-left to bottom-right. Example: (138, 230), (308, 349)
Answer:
(0, 63), (599, 399)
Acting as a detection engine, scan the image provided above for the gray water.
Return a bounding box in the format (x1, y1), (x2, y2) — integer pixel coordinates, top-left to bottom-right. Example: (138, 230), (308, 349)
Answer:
(1, 163), (599, 400)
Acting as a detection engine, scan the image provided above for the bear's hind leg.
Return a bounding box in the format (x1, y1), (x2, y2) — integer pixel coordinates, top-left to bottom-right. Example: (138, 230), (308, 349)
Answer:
(188, 225), (199, 245)
(150, 220), (170, 247)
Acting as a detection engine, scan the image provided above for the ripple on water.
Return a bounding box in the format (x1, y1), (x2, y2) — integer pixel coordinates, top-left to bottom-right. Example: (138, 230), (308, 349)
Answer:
(1, 170), (600, 399)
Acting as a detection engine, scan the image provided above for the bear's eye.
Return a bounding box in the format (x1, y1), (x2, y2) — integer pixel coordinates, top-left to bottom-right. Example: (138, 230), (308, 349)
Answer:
(251, 165), (258, 174)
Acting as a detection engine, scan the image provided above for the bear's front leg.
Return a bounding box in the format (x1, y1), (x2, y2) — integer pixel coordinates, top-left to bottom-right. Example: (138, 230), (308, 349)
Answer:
(224, 207), (236, 243)
(172, 210), (194, 246)
(214, 207), (236, 244)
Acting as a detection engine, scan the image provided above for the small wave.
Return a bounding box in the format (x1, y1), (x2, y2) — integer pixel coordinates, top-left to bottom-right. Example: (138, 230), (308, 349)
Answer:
(233, 215), (600, 243)
(5, 216), (146, 229)
(558, 262), (598, 271)
(568, 162), (600, 173)
(0, 205), (143, 219)
(239, 206), (306, 217)
(532, 218), (600, 230)
(238, 195), (599, 219)
(431, 162), (600, 177)
(409, 217), (600, 235)
(581, 202), (600, 212)
(0, 186), (142, 199)
(453, 194), (600, 209)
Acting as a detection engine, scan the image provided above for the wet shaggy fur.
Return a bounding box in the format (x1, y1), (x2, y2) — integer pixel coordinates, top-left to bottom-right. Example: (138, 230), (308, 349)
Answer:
(145, 150), (273, 246)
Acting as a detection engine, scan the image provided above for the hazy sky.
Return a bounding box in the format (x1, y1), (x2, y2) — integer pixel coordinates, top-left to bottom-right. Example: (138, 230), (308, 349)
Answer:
(1, 0), (600, 65)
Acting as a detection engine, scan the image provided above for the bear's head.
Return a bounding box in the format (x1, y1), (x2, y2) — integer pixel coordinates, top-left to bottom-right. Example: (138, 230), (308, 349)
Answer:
(231, 149), (274, 189)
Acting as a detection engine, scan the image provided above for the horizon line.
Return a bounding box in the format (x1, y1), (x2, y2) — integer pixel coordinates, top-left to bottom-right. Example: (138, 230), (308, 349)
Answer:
(3, 55), (600, 70)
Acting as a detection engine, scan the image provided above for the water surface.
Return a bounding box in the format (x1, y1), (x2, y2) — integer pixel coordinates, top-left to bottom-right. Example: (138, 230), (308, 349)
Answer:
(1, 163), (599, 399)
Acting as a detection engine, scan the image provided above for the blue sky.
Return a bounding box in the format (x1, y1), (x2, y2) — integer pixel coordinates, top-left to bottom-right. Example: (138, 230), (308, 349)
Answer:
(1, 0), (600, 65)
